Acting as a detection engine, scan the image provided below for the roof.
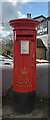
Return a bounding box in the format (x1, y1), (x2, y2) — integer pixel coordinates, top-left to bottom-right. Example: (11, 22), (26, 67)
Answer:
(33, 15), (50, 23)
(41, 16), (50, 23)
(37, 34), (48, 49)
(33, 15), (46, 20)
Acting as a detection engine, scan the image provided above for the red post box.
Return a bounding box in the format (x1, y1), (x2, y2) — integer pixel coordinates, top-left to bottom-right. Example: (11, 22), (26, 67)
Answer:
(9, 18), (40, 114)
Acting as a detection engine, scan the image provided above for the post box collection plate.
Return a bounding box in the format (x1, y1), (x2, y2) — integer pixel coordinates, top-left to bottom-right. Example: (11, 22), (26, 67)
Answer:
(21, 41), (29, 54)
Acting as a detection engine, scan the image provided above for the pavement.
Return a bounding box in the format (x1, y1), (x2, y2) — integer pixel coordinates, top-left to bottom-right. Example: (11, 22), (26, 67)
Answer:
(2, 106), (46, 118)
(2, 94), (48, 118)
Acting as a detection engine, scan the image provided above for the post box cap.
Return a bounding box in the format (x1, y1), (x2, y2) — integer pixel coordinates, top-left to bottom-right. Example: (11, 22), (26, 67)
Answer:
(9, 18), (40, 30)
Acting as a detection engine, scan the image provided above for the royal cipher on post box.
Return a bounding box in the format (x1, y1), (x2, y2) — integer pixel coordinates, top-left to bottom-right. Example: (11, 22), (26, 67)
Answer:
(9, 17), (40, 114)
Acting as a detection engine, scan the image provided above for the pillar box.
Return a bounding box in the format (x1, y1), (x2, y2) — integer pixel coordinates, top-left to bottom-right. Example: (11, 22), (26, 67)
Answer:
(9, 18), (40, 114)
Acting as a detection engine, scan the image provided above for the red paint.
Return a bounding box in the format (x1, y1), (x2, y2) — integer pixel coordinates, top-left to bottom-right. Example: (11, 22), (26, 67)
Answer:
(9, 18), (40, 93)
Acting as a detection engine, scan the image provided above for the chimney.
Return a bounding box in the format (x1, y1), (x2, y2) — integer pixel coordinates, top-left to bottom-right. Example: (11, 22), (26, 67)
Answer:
(27, 13), (32, 19)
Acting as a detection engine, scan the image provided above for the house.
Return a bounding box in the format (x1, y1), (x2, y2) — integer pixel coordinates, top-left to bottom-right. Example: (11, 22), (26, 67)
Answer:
(33, 15), (50, 60)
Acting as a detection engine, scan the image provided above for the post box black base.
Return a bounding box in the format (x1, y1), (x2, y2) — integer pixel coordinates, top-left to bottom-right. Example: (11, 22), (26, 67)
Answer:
(13, 90), (36, 114)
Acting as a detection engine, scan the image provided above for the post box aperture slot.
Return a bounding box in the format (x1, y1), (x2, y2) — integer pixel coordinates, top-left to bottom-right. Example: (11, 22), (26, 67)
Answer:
(21, 41), (29, 54)
(17, 34), (33, 37)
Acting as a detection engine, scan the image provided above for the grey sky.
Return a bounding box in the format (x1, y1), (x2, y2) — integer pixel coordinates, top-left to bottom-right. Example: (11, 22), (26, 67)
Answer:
(2, 2), (20, 31)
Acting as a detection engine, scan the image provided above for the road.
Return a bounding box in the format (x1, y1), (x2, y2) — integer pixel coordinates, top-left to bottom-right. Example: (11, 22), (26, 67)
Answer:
(0, 63), (50, 97)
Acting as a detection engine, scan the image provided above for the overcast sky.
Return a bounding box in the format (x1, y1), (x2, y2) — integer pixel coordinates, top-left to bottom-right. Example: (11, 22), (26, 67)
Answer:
(0, 0), (49, 37)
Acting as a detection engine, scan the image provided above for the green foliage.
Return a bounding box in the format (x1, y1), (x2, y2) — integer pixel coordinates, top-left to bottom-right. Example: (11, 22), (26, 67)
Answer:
(6, 49), (11, 55)
(2, 38), (13, 57)
(2, 53), (5, 56)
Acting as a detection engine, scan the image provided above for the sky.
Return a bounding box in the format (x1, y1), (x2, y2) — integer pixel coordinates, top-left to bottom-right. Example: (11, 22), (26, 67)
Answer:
(19, 2), (48, 18)
(0, 0), (49, 37)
